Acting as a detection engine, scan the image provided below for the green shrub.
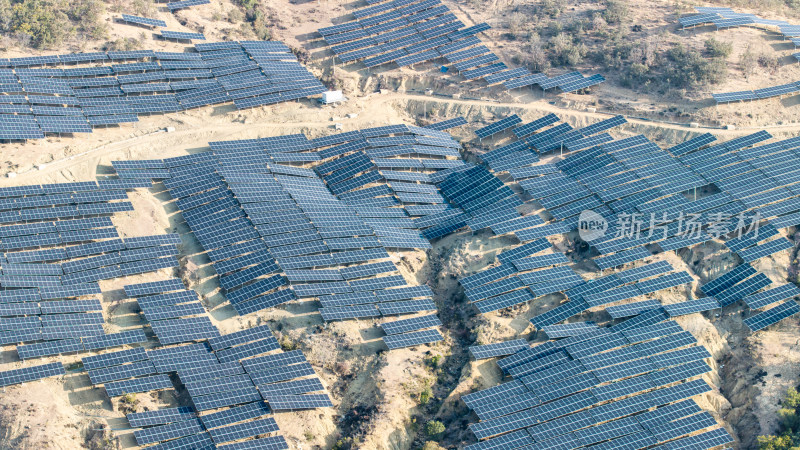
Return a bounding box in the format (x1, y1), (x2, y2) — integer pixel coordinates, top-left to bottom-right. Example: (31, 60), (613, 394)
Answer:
(425, 355), (441, 369)
(7, 0), (73, 49)
(664, 44), (727, 88)
(602, 0), (629, 24)
(419, 388), (432, 405)
(758, 434), (797, 450)
(425, 420), (445, 437)
(757, 388), (800, 449)
(704, 38), (733, 58)
(550, 33), (587, 66)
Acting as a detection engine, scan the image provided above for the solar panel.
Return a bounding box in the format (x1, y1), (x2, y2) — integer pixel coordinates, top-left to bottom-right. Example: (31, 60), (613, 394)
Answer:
(82, 347), (148, 371)
(661, 427), (733, 450)
(541, 321), (598, 339)
(701, 263), (756, 296)
(161, 30), (206, 41)
(133, 418), (205, 446)
(744, 300), (800, 332)
(475, 115), (522, 139)
(266, 393), (333, 410)
(739, 237), (794, 262)
(0, 362), (65, 387)
(127, 407), (196, 429)
(105, 374), (173, 397)
(380, 314), (442, 335)
(121, 14), (168, 27)
(383, 329), (443, 349)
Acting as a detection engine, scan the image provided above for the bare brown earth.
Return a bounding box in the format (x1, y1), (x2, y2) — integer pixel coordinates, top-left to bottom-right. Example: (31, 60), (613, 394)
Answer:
(2, 0), (800, 448)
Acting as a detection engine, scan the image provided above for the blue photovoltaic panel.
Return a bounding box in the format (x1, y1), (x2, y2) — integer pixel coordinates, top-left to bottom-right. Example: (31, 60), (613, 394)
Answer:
(161, 30), (206, 40)
(105, 374), (173, 397)
(121, 14), (167, 27)
(383, 329), (443, 349)
(82, 347), (148, 371)
(127, 407), (196, 428)
(744, 283), (800, 310)
(475, 115), (522, 139)
(744, 300), (800, 332)
(380, 314), (442, 335)
(0, 362), (65, 387)
(207, 417), (279, 444)
(133, 417), (205, 446)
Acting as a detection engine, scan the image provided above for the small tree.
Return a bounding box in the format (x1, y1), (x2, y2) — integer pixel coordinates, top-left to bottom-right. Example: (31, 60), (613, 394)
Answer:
(419, 388), (432, 405)
(602, 0), (629, 24)
(704, 38), (732, 58)
(425, 420), (445, 438)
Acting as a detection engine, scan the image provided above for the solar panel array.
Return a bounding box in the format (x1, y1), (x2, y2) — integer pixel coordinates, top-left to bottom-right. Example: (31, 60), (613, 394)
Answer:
(72, 324), (335, 447)
(713, 82), (800, 104)
(462, 318), (731, 449)
(443, 119), (800, 332)
(316, 0), (603, 93)
(109, 125), (469, 322)
(681, 6), (800, 40)
(0, 41), (324, 140)
(380, 313), (443, 348)
(0, 180), (192, 361)
(679, 8), (800, 103)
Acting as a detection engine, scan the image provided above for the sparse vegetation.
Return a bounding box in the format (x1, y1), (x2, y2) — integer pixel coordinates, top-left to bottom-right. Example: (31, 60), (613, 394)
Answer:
(664, 44), (727, 88)
(704, 38), (733, 59)
(279, 335), (297, 351)
(0, 0), (111, 48)
(601, 0), (629, 24)
(118, 393), (139, 414)
(422, 442), (446, 450)
(419, 388), (432, 405)
(102, 36), (142, 52)
(235, 0), (273, 41)
(424, 354), (441, 369)
(757, 387), (800, 449)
